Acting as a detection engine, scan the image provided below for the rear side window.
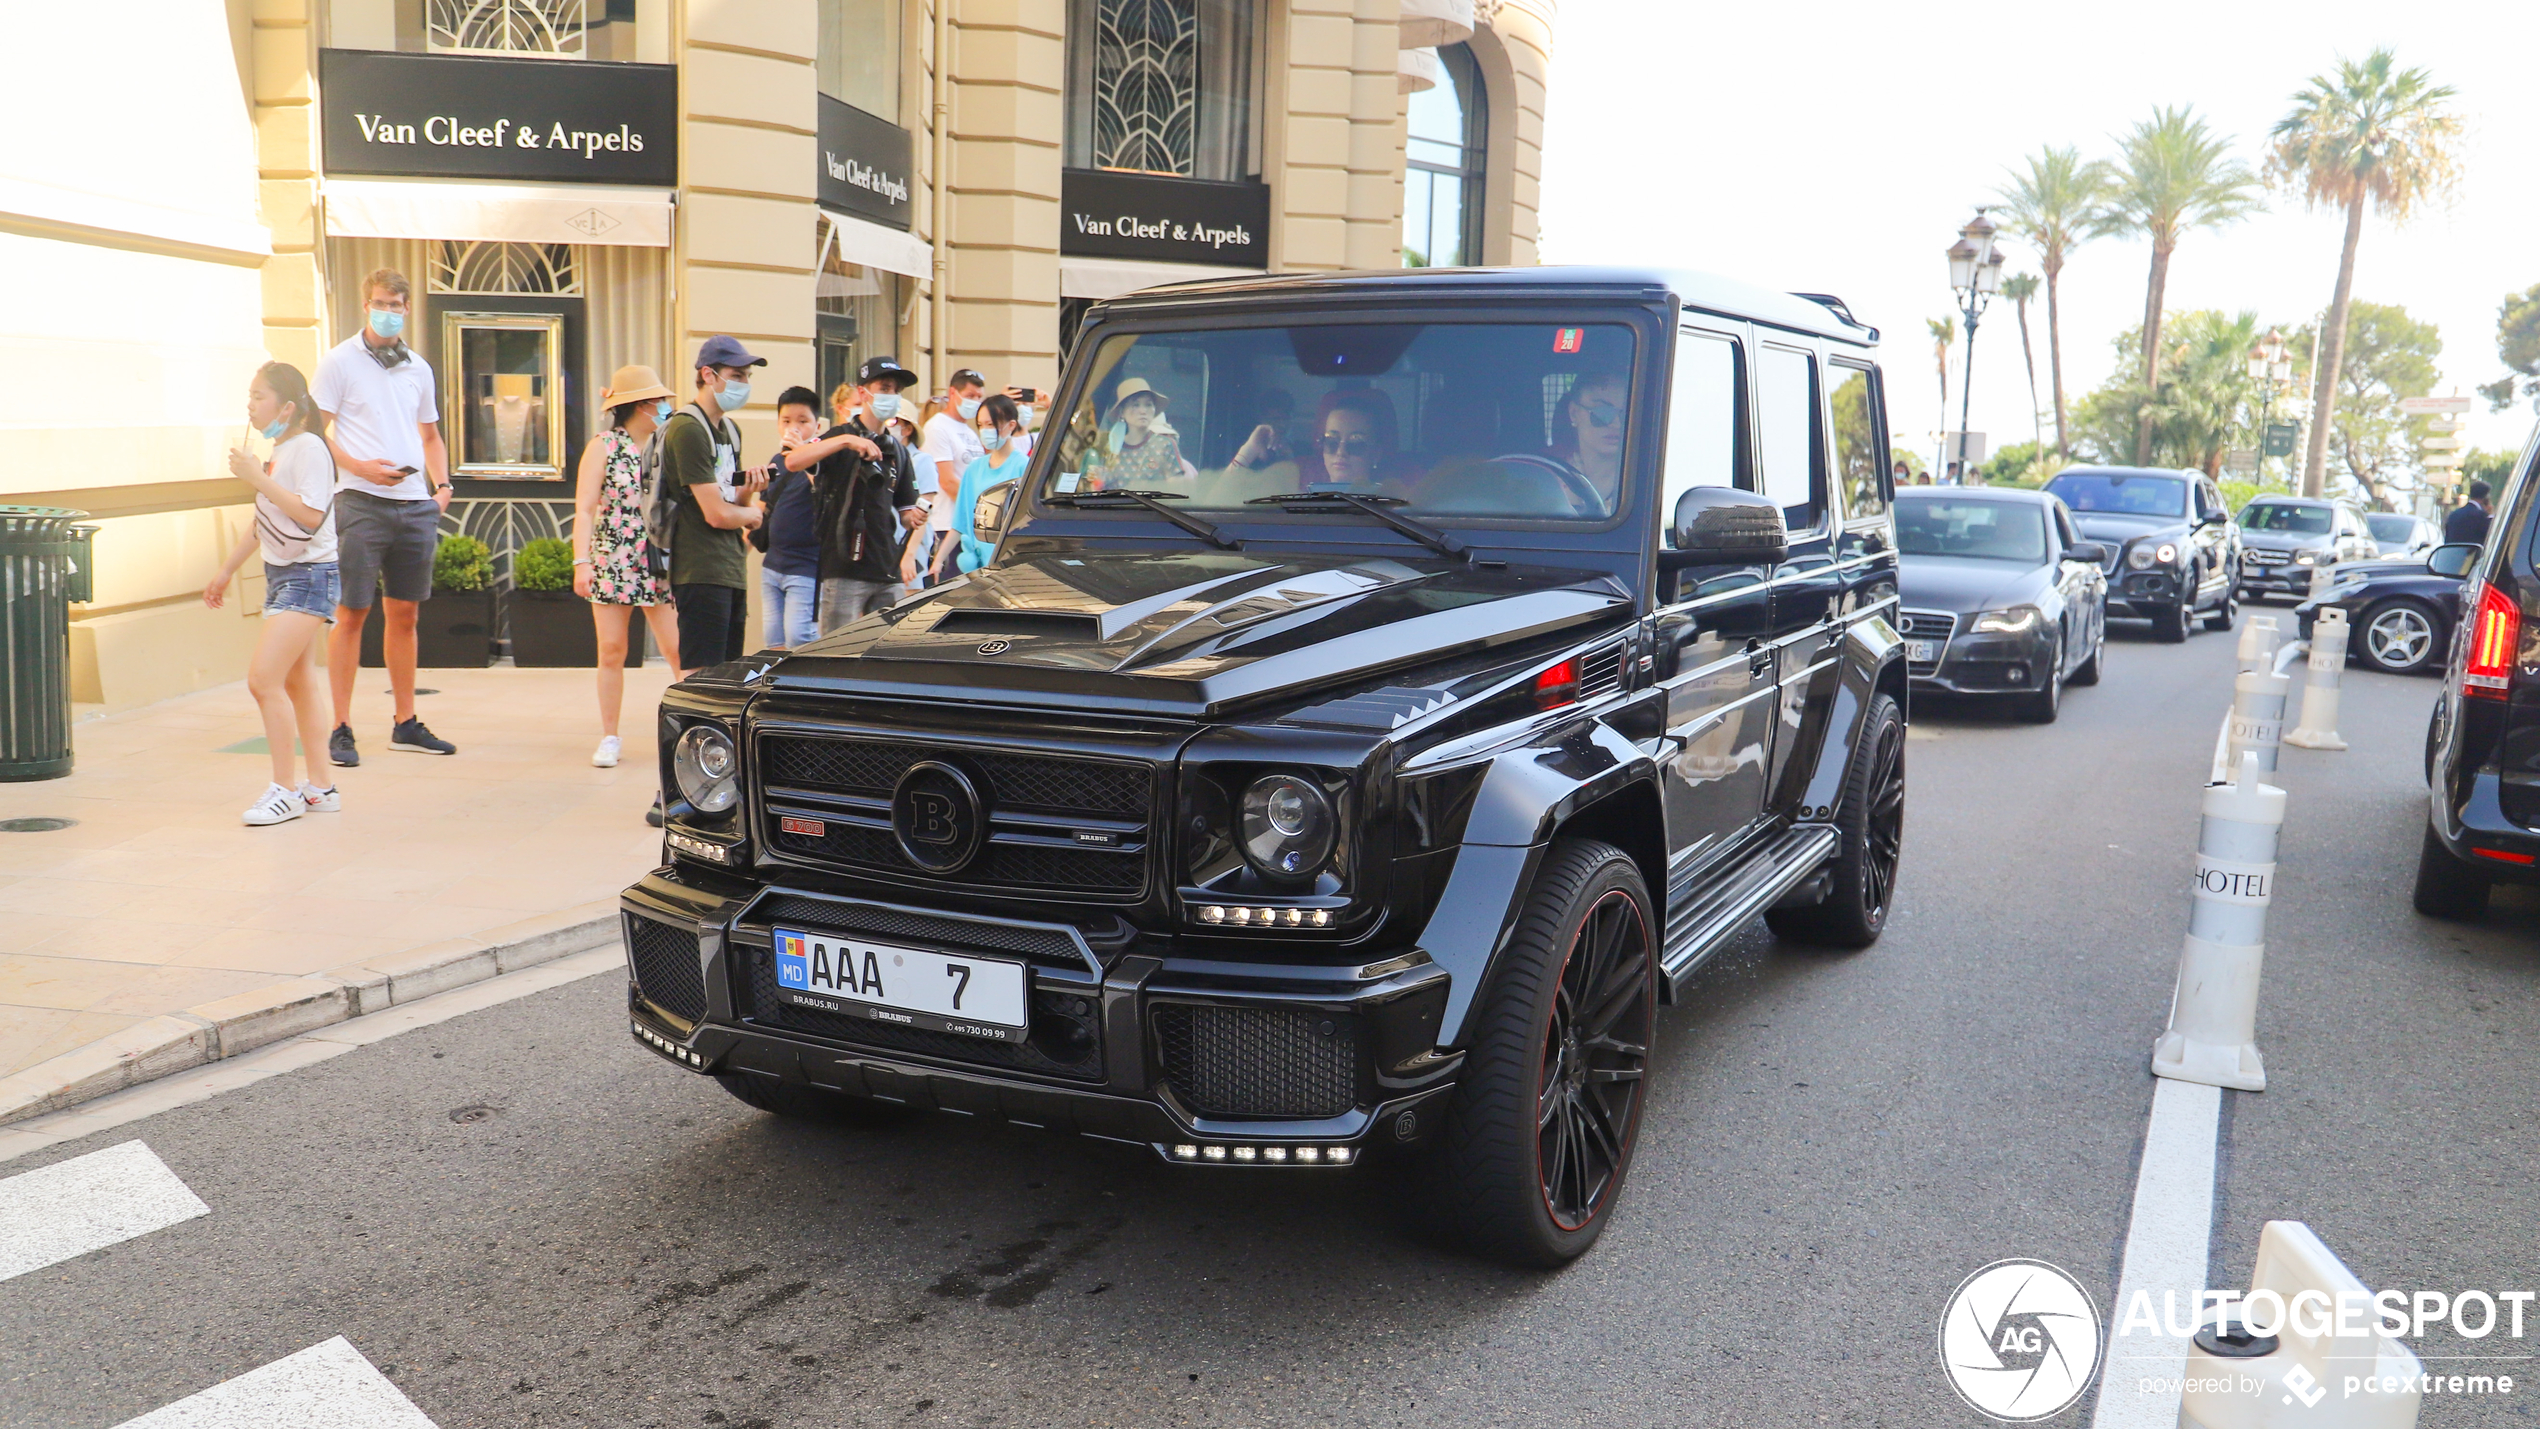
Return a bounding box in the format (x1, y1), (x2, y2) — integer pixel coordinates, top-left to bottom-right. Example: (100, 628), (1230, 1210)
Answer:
(1827, 363), (1883, 522)
(1757, 344), (1824, 533)
(1659, 329), (1748, 549)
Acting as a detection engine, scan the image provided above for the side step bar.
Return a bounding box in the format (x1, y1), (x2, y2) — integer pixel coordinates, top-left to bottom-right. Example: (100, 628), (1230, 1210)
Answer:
(1658, 825), (1840, 1000)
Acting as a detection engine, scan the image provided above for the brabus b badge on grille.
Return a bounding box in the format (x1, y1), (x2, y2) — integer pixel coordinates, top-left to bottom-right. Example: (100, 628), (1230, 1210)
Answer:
(977, 639), (1012, 656)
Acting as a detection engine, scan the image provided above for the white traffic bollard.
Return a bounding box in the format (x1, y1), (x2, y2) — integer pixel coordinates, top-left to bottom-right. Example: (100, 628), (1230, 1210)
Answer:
(2178, 1220), (2423, 1429)
(2236, 612), (2282, 676)
(2284, 608), (2350, 751)
(2223, 669), (2291, 781)
(2152, 753), (2278, 1091)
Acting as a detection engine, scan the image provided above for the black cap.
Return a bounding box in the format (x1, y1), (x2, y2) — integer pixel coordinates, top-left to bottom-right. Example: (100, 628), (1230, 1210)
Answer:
(858, 354), (919, 388)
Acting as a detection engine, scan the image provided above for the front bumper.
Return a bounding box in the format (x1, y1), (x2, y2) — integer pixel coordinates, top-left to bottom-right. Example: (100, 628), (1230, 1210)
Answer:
(619, 865), (1460, 1162)
(2238, 562), (2317, 598)
(2104, 568), (2192, 617)
(1907, 625), (2056, 695)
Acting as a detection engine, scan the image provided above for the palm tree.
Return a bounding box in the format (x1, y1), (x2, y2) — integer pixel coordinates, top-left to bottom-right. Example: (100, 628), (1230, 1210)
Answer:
(2144, 310), (2263, 477)
(2103, 106), (2264, 463)
(1992, 146), (2110, 456)
(2002, 272), (2044, 454)
(2269, 49), (2461, 497)
(1928, 317), (1956, 473)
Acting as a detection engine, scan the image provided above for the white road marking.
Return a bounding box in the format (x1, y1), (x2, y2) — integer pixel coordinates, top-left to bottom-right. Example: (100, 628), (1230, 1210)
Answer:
(0, 1139), (210, 1282)
(2090, 1077), (2221, 1429)
(109, 1336), (438, 1428)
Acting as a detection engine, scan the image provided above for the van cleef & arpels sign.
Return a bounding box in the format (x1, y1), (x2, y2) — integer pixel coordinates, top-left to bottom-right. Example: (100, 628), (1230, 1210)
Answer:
(1060, 169), (1272, 267)
(319, 49), (677, 187)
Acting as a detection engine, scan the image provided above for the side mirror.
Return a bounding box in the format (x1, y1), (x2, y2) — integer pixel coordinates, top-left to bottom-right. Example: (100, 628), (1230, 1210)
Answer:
(2063, 541), (2107, 565)
(973, 478), (1017, 537)
(1660, 486), (1788, 569)
(2426, 542), (2479, 578)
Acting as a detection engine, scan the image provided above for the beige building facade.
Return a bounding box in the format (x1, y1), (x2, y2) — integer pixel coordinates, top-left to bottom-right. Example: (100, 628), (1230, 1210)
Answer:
(1, 0), (1554, 714)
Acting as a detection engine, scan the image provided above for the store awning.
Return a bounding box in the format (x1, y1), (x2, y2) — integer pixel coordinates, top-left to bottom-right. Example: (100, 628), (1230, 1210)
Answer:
(323, 180), (673, 247)
(1059, 255), (1263, 301)
(820, 208), (932, 281)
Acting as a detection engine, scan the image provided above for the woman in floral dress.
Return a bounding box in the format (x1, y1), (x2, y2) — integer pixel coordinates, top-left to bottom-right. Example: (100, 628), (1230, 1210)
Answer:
(573, 364), (682, 771)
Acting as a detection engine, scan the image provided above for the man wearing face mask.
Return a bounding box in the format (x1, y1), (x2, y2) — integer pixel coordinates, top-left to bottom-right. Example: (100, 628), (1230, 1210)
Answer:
(661, 336), (768, 674)
(312, 267), (457, 765)
(918, 368), (988, 584)
(783, 355), (923, 634)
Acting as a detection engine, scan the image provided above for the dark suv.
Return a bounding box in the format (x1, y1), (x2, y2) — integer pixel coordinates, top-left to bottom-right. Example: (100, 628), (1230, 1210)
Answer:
(2414, 441), (2540, 918)
(619, 267), (1909, 1265)
(2041, 465), (2239, 640)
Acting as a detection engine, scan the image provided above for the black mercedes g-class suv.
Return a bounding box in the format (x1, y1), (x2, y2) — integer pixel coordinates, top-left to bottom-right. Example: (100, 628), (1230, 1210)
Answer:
(619, 267), (1909, 1265)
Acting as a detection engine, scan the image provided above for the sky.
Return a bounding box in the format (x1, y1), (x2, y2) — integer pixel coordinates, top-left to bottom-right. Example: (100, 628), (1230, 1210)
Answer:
(1534, 0), (2539, 481)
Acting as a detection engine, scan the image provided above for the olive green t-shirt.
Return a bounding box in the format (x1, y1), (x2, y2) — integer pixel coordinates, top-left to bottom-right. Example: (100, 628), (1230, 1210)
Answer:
(663, 406), (749, 590)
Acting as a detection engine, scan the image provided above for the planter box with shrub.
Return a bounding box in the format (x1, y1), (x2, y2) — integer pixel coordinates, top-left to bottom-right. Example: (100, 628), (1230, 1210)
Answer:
(508, 537), (642, 667)
(359, 534), (494, 668)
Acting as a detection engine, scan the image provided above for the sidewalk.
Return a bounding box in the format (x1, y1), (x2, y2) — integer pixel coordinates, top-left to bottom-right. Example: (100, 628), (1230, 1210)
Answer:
(0, 665), (669, 1114)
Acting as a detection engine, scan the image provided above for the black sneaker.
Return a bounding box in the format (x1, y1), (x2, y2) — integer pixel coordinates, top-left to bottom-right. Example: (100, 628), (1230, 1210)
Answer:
(328, 723), (360, 768)
(646, 795), (666, 829)
(390, 717), (457, 755)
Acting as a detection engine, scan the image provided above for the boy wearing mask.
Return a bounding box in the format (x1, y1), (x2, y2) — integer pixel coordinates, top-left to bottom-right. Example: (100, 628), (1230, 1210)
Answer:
(784, 355), (923, 633)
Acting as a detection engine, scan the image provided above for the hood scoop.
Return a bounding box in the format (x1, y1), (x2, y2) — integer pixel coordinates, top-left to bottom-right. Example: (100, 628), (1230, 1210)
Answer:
(930, 608), (1105, 641)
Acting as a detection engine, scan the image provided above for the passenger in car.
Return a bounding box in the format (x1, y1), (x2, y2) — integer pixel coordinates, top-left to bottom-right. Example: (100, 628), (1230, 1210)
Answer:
(1084, 377), (1188, 491)
(1550, 371), (1628, 510)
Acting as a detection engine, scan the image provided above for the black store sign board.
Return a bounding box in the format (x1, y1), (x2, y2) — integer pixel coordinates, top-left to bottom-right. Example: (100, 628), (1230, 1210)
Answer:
(1061, 169), (1271, 267)
(818, 96), (915, 229)
(319, 49), (677, 187)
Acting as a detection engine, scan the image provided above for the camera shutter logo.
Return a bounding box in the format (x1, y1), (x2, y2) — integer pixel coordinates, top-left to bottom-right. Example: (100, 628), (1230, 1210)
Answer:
(1938, 1259), (2101, 1422)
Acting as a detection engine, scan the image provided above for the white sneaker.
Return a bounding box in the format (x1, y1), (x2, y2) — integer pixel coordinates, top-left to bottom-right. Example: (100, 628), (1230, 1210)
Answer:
(593, 735), (623, 768)
(243, 783), (305, 826)
(299, 783), (341, 813)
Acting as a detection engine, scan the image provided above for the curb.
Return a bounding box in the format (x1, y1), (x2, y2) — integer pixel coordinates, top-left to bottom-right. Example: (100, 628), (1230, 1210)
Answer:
(0, 900), (621, 1126)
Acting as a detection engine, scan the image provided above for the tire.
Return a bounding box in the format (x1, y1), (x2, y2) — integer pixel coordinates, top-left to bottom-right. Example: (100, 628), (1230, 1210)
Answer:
(2357, 598), (2444, 675)
(1766, 692), (1905, 948)
(2203, 584), (2238, 632)
(2069, 611), (2104, 686)
(2151, 600), (2191, 644)
(1421, 839), (1657, 1267)
(2412, 823), (2491, 921)
(716, 1071), (908, 1124)
(2013, 639), (2062, 723)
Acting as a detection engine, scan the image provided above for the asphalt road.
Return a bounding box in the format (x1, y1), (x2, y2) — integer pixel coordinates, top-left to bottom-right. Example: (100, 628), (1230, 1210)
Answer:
(4, 610), (2534, 1429)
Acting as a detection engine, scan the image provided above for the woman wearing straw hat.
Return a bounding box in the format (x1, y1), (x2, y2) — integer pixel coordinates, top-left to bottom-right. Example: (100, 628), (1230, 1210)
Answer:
(573, 364), (683, 772)
(1085, 377), (1188, 491)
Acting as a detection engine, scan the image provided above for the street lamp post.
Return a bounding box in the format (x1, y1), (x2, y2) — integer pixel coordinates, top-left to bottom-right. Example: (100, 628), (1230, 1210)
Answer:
(1946, 213), (2002, 485)
(2247, 328), (2294, 488)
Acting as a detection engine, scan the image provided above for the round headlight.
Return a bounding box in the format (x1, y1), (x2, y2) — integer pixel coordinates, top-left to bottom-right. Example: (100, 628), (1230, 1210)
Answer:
(1239, 774), (1334, 880)
(673, 725), (739, 814)
(2154, 541), (2179, 565)
(2126, 542), (2157, 570)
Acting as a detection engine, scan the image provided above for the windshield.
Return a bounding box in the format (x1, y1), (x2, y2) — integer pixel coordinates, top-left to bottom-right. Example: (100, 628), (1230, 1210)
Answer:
(2366, 514), (2415, 544)
(1896, 498), (2048, 564)
(2241, 503), (2333, 535)
(1041, 321), (1640, 523)
(2043, 471), (2187, 517)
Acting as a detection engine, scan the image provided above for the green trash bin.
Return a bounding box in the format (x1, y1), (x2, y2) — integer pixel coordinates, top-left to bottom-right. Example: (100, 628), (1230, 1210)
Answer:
(0, 506), (94, 781)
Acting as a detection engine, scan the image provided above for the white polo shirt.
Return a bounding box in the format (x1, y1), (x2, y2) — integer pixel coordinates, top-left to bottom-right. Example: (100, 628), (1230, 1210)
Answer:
(311, 333), (439, 501)
(920, 410), (984, 532)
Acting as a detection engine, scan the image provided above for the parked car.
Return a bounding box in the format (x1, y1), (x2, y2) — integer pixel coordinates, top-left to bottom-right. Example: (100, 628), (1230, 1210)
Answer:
(2364, 511), (2439, 561)
(1895, 487), (2107, 721)
(2292, 554), (2466, 675)
(2414, 438), (2539, 919)
(620, 267), (1911, 1265)
(2237, 496), (2375, 601)
(2040, 465), (2239, 641)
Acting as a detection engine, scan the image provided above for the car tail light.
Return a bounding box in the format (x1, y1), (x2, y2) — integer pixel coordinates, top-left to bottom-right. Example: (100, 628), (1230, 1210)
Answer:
(2464, 580), (2521, 700)
(1534, 658), (1580, 710)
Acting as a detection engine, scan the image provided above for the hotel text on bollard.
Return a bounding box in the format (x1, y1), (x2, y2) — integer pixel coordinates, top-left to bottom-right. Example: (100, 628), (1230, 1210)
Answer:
(2224, 668), (2291, 781)
(2177, 1220), (2423, 1429)
(2237, 612), (2282, 677)
(2153, 753), (2279, 1092)
(2284, 608), (2350, 752)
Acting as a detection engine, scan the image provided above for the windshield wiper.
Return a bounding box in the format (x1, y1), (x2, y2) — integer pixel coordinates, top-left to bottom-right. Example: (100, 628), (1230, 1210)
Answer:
(1246, 491), (1472, 563)
(1048, 488), (1241, 549)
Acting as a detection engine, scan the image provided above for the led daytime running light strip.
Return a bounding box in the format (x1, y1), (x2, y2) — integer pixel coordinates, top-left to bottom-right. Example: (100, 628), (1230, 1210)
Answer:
(1170, 1143), (1352, 1165)
(1195, 905), (1333, 928)
(632, 1020), (707, 1067)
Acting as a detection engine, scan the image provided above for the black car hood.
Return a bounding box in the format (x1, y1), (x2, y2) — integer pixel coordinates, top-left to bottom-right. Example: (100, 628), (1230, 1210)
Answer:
(769, 549), (1631, 717)
(2068, 511), (2190, 547)
(1899, 554), (2047, 614)
(2239, 528), (2334, 554)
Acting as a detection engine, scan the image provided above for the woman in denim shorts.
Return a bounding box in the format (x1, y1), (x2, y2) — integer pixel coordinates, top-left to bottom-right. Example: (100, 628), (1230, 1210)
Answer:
(204, 362), (343, 826)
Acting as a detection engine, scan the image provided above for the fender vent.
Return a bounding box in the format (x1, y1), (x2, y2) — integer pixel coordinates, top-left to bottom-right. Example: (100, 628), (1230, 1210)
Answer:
(1578, 641), (1626, 699)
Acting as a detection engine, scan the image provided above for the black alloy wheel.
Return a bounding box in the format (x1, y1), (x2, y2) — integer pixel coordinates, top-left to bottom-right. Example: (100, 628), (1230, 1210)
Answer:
(1767, 691), (1905, 948)
(2358, 598), (2444, 675)
(1424, 839), (1656, 1267)
(2411, 824), (2491, 921)
(2151, 599), (2192, 643)
(2204, 584), (2239, 632)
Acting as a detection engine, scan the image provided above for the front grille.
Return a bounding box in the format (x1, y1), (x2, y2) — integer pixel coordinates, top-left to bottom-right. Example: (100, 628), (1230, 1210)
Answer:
(759, 733), (1151, 897)
(734, 945), (1103, 1081)
(626, 915), (707, 1022)
(1898, 610), (1957, 641)
(2245, 549), (2291, 565)
(1152, 1004), (1359, 1119)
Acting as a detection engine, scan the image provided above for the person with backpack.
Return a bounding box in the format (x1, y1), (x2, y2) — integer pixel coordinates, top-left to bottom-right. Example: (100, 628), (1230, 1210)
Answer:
(661, 336), (766, 675)
(781, 355), (924, 635)
(753, 386), (826, 650)
(571, 365), (682, 771)
(201, 361), (343, 825)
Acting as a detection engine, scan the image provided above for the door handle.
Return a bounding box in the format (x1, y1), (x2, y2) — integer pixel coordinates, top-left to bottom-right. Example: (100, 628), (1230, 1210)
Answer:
(1746, 642), (1774, 675)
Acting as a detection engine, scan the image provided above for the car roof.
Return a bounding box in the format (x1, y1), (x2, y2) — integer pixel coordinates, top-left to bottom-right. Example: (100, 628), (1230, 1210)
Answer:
(1093, 265), (1875, 345)
(2245, 495), (2332, 507)
(1896, 486), (2058, 504)
(2046, 465), (2197, 481)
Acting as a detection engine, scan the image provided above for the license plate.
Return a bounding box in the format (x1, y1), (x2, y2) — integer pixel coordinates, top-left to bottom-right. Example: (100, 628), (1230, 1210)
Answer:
(772, 928), (1029, 1042)
(1906, 640), (1937, 663)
